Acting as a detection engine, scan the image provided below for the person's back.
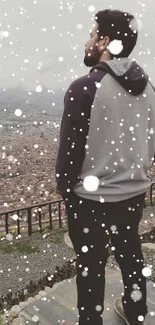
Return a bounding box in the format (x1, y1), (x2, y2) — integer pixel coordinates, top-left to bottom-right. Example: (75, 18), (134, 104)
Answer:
(73, 57), (155, 202)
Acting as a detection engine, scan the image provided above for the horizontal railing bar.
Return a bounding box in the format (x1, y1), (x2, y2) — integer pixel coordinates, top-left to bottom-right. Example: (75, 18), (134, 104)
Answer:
(0, 199), (64, 216)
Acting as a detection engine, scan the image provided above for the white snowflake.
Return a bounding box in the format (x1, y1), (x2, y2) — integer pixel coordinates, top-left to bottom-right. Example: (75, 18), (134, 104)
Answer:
(83, 175), (100, 192)
(108, 40), (123, 55)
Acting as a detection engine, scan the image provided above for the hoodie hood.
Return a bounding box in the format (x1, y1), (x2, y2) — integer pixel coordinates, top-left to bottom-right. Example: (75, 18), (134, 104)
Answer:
(90, 58), (148, 96)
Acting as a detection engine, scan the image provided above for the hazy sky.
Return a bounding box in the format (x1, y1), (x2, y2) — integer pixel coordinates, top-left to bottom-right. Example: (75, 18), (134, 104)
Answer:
(0, 0), (154, 91)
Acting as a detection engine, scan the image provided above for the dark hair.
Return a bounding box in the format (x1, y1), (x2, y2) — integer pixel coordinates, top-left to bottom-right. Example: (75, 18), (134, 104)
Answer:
(95, 9), (138, 59)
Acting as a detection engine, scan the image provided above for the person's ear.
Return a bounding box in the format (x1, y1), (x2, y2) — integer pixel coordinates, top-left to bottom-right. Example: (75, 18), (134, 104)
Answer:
(98, 36), (110, 53)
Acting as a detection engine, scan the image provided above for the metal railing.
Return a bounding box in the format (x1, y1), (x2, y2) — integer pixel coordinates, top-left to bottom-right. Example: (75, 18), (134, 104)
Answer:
(0, 199), (64, 237)
(144, 177), (155, 208)
(0, 180), (155, 237)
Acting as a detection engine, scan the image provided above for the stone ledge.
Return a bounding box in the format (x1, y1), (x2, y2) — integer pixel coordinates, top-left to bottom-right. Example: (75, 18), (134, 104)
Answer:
(19, 310), (40, 325)
(4, 287), (50, 325)
(5, 277), (77, 325)
(142, 243), (155, 253)
(64, 232), (74, 249)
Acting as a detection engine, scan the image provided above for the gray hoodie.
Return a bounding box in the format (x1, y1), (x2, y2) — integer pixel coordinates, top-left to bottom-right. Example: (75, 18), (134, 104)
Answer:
(55, 57), (155, 202)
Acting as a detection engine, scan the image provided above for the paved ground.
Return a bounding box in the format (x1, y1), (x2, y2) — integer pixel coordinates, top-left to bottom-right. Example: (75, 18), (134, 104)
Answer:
(20, 269), (155, 325)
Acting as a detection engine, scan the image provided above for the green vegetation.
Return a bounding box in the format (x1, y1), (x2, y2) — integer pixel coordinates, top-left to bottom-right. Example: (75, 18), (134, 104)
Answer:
(0, 242), (40, 254)
(0, 218), (68, 240)
(144, 197), (155, 207)
(0, 314), (4, 325)
(0, 222), (68, 254)
(49, 226), (68, 244)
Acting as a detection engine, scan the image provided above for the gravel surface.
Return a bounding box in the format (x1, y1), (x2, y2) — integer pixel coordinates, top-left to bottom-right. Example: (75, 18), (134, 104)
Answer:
(139, 204), (155, 234)
(0, 231), (76, 297)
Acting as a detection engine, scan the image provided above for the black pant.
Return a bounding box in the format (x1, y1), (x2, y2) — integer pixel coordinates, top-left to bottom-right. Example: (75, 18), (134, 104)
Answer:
(64, 191), (148, 325)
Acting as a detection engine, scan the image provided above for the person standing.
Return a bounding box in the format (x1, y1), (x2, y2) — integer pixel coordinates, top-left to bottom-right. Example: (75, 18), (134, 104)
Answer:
(55, 9), (155, 325)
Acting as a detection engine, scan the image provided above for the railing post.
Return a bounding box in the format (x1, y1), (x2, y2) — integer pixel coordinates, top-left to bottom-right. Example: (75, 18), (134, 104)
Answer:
(150, 184), (153, 206)
(0, 199), (65, 236)
(38, 207), (42, 233)
(49, 203), (53, 230)
(27, 208), (32, 236)
(17, 211), (20, 235)
(58, 201), (62, 229)
(5, 212), (9, 235)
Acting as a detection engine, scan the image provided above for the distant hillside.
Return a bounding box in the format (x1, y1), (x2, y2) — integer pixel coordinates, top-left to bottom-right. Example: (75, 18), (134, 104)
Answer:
(0, 87), (65, 122)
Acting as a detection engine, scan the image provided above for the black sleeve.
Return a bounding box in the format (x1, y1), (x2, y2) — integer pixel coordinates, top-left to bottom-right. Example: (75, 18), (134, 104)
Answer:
(149, 81), (155, 167)
(55, 83), (91, 198)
